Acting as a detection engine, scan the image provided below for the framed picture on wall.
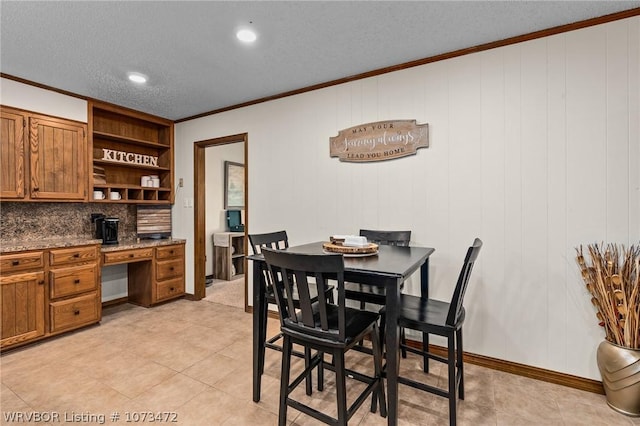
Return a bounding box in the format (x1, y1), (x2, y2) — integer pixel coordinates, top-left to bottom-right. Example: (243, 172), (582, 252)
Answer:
(224, 161), (245, 209)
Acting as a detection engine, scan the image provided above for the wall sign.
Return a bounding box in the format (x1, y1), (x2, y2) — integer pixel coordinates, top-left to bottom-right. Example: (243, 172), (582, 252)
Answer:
(97, 148), (159, 167)
(330, 119), (428, 162)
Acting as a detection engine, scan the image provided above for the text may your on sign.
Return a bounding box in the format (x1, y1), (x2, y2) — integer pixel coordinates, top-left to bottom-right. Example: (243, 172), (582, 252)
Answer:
(329, 120), (428, 162)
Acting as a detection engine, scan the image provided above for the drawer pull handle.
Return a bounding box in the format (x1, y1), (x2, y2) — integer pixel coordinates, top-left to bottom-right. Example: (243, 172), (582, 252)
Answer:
(170, 267), (174, 271)
(38, 280), (44, 285)
(170, 287), (175, 291)
(74, 279), (80, 284)
(73, 253), (80, 258)
(169, 250), (174, 255)
(74, 310), (80, 315)
(12, 260), (19, 266)
(129, 254), (134, 258)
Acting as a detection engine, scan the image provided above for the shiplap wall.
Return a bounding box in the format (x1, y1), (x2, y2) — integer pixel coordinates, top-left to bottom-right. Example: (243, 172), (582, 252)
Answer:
(174, 17), (639, 380)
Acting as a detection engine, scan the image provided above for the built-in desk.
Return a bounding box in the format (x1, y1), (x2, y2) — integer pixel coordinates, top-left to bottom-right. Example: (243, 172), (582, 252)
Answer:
(0, 237), (186, 350)
(101, 239), (186, 307)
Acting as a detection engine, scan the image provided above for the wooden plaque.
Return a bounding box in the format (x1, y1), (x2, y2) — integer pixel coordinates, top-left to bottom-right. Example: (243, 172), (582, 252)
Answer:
(330, 119), (428, 162)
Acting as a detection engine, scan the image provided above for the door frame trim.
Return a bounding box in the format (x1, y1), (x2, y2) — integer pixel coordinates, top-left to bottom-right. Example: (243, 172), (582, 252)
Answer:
(193, 133), (248, 306)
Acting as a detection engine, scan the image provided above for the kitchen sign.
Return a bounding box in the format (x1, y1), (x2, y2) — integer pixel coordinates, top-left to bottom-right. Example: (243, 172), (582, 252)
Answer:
(96, 148), (158, 167)
(330, 119), (428, 162)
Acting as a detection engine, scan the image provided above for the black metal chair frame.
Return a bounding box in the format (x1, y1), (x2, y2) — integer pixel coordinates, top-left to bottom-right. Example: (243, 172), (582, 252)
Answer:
(248, 230), (334, 395)
(391, 238), (482, 426)
(263, 248), (387, 426)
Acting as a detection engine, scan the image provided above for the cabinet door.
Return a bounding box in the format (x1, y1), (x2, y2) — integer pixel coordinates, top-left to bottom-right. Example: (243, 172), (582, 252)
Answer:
(0, 108), (26, 198)
(0, 271), (46, 348)
(29, 116), (86, 200)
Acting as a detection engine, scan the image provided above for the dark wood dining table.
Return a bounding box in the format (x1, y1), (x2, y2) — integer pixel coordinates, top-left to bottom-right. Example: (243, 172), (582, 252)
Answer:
(249, 241), (435, 426)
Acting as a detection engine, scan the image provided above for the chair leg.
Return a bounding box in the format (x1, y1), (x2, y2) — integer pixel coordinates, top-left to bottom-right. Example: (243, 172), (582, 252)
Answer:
(334, 351), (348, 425)
(378, 318), (386, 358)
(422, 331), (429, 372)
(400, 327), (407, 358)
(371, 325), (387, 418)
(304, 347), (313, 395)
(447, 333), (457, 426)
(279, 336), (292, 426)
(317, 351), (324, 391)
(259, 298), (269, 375)
(457, 328), (464, 400)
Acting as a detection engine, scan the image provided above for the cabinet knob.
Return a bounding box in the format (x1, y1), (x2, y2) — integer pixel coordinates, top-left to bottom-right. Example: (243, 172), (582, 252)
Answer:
(33, 187), (39, 192)
(74, 279), (80, 284)
(169, 267), (174, 271)
(129, 254), (134, 258)
(12, 260), (19, 266)
(73, 253), (80, 258)
(170, 287), (175, 292)
(38, 280), (44, 285)
(74, 310), (80, 315)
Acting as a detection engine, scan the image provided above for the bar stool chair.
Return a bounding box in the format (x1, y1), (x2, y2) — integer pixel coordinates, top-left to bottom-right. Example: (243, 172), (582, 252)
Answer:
(262, 248), (387, 425)
(390, 238), (482, 426)
(344, 229), (411, 356)
(248, 230), (334, 395)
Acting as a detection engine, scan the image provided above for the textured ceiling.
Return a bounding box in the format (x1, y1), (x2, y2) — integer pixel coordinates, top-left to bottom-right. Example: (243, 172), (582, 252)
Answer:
(1, 1), (639, 120)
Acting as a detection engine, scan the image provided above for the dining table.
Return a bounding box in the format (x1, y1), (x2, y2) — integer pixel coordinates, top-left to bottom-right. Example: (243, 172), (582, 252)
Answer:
(249, 240), (435, 426)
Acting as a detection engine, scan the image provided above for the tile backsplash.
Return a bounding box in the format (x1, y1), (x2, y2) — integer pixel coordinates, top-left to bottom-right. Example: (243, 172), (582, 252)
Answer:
(0, 202), (137, 242)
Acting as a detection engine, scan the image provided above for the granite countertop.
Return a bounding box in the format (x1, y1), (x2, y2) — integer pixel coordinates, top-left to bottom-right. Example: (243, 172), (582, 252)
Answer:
(0, 237), (186, 254)
(100, 237), (186, 252)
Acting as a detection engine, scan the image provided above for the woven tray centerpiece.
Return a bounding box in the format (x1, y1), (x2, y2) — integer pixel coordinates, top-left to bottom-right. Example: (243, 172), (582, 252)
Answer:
(323, 235), (379, 255)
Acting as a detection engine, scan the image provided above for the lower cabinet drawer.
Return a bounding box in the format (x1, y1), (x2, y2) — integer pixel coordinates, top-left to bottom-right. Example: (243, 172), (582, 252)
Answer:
(156, 258), (184, 281)
(156, 244), (184, 260)
(50, 246), (97, 266)
(50, 264), (97, 298)
(50, 292), (99, 333)
(0, 251), (44, 273)
(103, 248), (153, 265)
(156, 277), (184, 302)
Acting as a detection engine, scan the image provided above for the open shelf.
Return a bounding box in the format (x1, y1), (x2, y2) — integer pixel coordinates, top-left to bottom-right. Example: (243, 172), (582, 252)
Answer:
(89, 101), (174, 204)
(93, 131), (170, 148)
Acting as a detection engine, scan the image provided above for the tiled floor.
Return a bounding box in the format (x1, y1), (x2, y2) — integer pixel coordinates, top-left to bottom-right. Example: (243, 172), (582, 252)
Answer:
(1, 298), (638, 425)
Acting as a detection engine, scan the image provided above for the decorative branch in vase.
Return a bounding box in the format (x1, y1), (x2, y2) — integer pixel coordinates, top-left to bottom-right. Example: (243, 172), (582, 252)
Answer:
(576, 243), (640, 417)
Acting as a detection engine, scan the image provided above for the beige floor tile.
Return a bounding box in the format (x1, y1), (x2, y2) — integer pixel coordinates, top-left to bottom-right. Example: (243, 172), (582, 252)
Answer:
(0, 383), (32, 413)
(177, 386), (254, 425)
(182, 352), (245, 386)
(558, 399), (637, 426)
(130, 373), (209, 411)
(496, 411), (564, 425)
(211, 361), (254, 401)
(220, 404), (279, 425)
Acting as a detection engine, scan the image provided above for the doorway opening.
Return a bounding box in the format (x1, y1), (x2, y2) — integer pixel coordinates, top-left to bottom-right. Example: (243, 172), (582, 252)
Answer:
(193, 133), (248, 310)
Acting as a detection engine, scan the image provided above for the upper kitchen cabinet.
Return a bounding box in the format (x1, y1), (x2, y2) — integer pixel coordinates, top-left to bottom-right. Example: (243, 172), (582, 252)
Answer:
(0, 106), (87, 202)
(0, 108), (25, 199)
(89, 101), (174, 204)
(29, 115), (87, 200)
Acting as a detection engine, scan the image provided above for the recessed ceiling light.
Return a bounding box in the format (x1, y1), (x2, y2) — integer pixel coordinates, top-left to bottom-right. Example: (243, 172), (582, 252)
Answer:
(236, 28), (257, 43)
(127, 72), (147, 84)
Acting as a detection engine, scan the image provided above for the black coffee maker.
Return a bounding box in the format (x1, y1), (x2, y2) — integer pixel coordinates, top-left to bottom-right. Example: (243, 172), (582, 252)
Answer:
(92, 214), (119, 245)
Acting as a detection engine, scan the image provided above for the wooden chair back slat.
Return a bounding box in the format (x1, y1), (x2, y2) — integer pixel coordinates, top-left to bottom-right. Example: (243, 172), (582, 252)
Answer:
(446, 238), (482, 326)
(359, 229), (411, 247)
